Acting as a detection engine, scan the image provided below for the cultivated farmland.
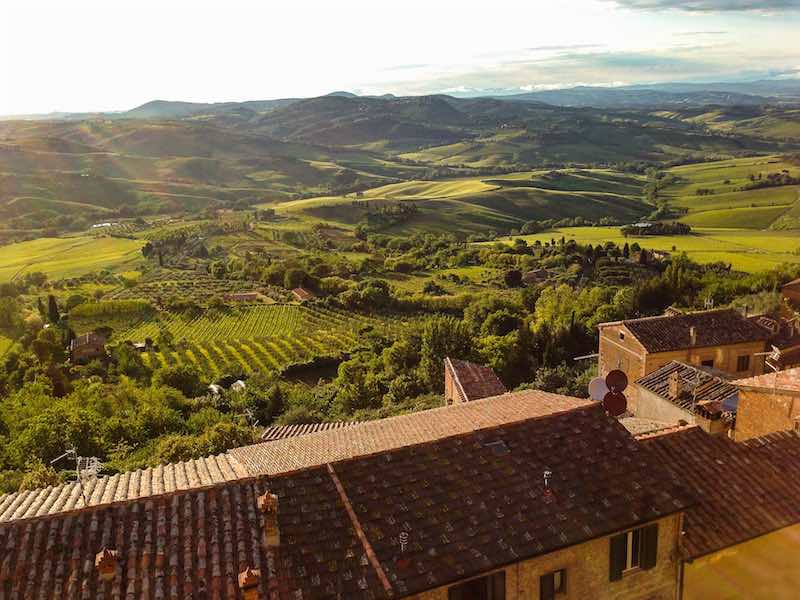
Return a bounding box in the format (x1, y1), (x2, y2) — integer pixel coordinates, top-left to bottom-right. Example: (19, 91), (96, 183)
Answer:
(0, 236), (145, 282)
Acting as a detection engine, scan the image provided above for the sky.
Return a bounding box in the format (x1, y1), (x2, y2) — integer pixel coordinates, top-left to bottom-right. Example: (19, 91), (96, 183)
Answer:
(1, 0), (800, 115)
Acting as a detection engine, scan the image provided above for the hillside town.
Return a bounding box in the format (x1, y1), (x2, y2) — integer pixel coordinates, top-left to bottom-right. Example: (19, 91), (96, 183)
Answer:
(1, 284), (799, 599)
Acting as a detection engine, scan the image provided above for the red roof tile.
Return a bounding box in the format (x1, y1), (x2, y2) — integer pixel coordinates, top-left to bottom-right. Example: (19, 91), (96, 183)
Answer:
(2, 403), (693, 599)
(617, 308), (769, 353)
(734, 366), (800, 395)
(231, 389), (591, 477)
(642, 427), (800, 559)
(445, 357), (507, 402)
(261, 421), (363, 442)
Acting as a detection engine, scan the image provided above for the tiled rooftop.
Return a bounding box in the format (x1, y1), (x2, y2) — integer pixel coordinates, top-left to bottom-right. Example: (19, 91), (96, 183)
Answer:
(231, 389), (591, 477)
(642, 427), (800, 559)
(618, 308), (769, 353)
(635, 360), (739, 417)
(1, 403), (694, 599)
(261, 421), (363, 442)
(734, 366), (800, 394)
(0, 453), (247, 524)
(445, 357), (507, 402)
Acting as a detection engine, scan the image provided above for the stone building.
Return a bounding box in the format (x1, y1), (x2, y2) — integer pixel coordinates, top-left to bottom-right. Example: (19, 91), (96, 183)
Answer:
(643, 426), (800, 600)
(597, 308), (769, 404)
(69, 331), (107, 364)
(444, 357), (507, 405)
(0, 391), (693, 600)
(733, 366), (800, 441)
(632, 361), (737, 435)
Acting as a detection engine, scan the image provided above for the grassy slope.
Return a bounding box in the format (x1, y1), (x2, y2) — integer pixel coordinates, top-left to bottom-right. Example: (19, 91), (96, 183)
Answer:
(497, 226), (800, 273)
(662, 156), (800, 230)
(275, 169), (649, 235)
(0, 236), (145, 282)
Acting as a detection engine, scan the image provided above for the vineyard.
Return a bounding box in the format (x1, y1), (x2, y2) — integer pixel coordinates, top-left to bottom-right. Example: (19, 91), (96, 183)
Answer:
(117, 304), (408, 379)
(109, 268), (290, 304)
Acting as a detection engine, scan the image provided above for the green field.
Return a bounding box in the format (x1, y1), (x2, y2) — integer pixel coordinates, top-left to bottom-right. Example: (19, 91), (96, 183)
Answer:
(275, 168), (649, 235)
(497, 226), (800, 273)
(0, 236), (145, 282)
(662, 156), (800, 230)
(73, 303), (406, 379)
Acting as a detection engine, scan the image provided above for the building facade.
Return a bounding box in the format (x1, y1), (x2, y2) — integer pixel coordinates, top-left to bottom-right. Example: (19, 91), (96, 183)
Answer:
(733, 367), (800, 441)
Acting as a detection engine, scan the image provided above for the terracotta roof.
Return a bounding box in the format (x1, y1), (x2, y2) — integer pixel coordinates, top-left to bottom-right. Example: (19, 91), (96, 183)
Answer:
(261, 421), (363, 442)
(642, 427), (800, 559)
(618, 308), (769, 353)
(734, 366), (800, 395)
(782, 277), (800, 290)
(291, 287), (315, 301)
(619, 416), (676, 437)
(0, 453), (247, 524)
(0, 471), (384, 600)
(635, 361), (739, 417)
(1, 403), (694, 599)
(231, 389), (591, 477)
(330, 403), (693, 597)
(444, 357), (507, 402)
(70, 332), (106, 350)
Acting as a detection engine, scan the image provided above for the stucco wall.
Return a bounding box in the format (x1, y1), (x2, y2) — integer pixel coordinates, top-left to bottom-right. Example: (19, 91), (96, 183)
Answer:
(633, 387), (693, 425)
(405, 514), (682, 600)
(684, 523), (800, 600)
(735, 388), (800, 441)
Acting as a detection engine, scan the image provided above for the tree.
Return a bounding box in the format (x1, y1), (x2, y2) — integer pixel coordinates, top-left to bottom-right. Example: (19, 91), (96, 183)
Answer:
(153, 365), (205, 398)
(504, 269), (523, 288)
(284, 268), (308, 290)
(47, 295), (60, 324)
(18, 462), (60, 491)
(418, 316), (475, 390)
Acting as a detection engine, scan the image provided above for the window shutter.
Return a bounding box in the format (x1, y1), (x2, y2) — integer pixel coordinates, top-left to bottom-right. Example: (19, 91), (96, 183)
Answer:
(490, 571), (506, 600)
(641, 524), (659, 570)
(609, 533), (627, 581)
(540, 574), (555, 600)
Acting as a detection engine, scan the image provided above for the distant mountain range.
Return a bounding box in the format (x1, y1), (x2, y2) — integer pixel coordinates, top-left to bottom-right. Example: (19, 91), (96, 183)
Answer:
(3, 79), (799, 122)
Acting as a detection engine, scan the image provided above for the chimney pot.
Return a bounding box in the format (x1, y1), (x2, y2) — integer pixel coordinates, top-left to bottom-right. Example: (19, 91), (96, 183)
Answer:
(669, 371), (682, 398)
(258, 492), (280, 547)
(95, 548), (118, 581)
(689, 326), (697, 346)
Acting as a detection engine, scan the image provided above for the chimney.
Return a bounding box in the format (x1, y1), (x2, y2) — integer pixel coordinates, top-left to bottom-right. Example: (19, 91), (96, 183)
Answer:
(668, 372), (683, 399)
(257, 492), (280, 547)
(689, 326), (697, 347)
(95, 548), (118, 582)
(238, 567), (261, 600)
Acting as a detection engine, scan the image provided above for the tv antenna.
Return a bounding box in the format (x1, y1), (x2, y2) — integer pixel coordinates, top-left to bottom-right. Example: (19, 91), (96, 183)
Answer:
(236, 408), (261, 430)
(51, 447), (103, 507)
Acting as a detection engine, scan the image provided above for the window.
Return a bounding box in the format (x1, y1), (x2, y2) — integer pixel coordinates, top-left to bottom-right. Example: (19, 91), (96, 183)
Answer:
(737, 355), (750, 372)
(701, 359), (714, 368)
(448, 571), (505, 600)
(540, 569), (567, 600)
(619, 331), (625, 341)
(609, 524), (658, 581)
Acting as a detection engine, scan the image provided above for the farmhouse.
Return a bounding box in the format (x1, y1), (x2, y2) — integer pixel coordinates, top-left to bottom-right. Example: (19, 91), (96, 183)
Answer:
(69, 331), (107, 364)
(632, 361), (737, 436)
(443, 357), (507, 404)
(0, 391), (696, 600)
(597, 308), (769, 405)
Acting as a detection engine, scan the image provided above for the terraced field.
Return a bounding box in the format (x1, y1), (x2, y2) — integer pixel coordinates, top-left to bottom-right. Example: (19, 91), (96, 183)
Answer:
(111, 304), (406, 379)
(0, 236), (145, 282)
(110, 268), (290, 304)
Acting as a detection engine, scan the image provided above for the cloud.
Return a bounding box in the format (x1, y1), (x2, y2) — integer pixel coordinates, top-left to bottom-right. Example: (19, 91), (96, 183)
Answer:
(525, 44), (605, 52)
(383, 63), (430, 71)
(673, 31), (729, 35)
(614, 0), (800, 11)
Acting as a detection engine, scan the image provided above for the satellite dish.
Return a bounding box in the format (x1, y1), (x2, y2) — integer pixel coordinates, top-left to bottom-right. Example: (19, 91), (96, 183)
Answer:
(588, 377), (609, 401)
(605, 369), (628, 393)
(603, 391), (627, 417)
